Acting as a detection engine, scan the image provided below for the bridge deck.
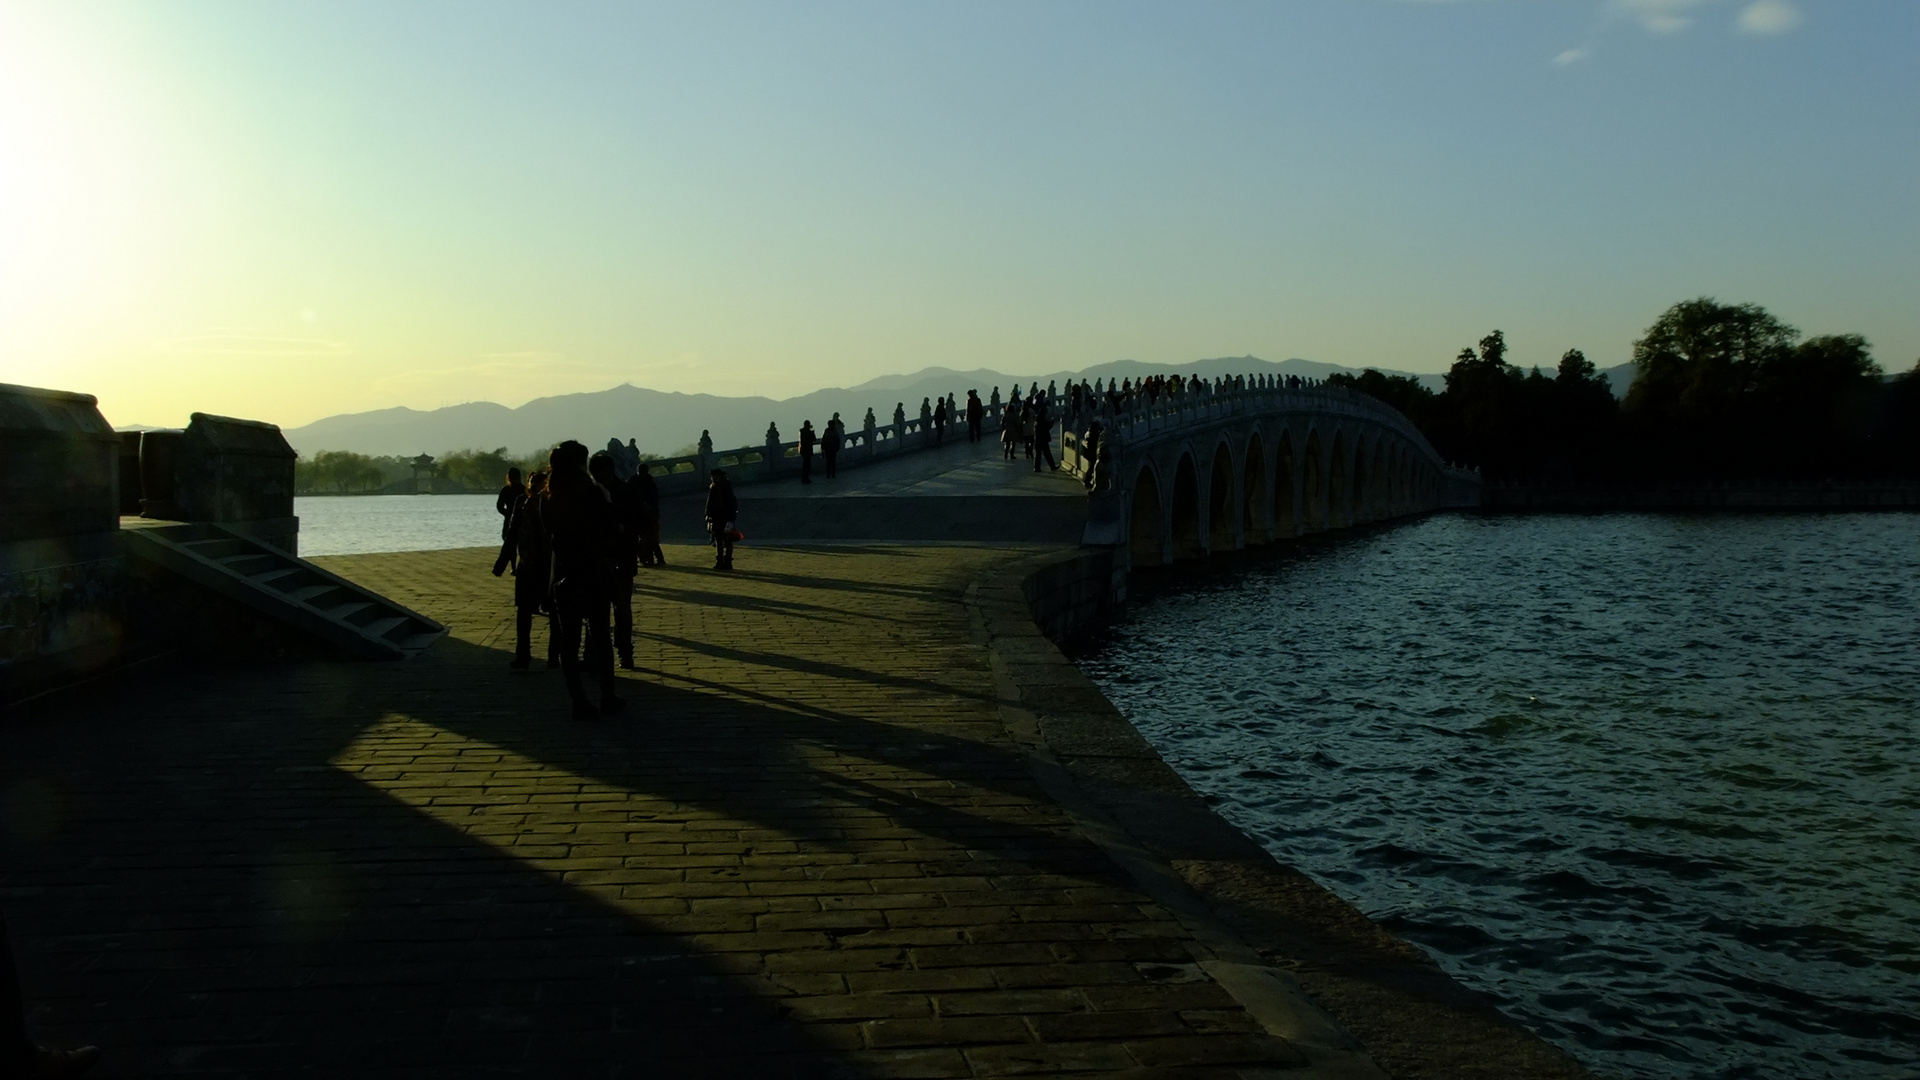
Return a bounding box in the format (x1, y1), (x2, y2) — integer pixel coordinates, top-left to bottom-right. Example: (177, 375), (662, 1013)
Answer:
(667, 437), (1090, 543)
(734, 433), (1087, 499)
(0, 544), (1583, 1079)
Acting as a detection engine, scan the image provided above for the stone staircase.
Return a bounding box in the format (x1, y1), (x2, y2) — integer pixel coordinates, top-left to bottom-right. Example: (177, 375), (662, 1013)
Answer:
(125, 523), (445, 660)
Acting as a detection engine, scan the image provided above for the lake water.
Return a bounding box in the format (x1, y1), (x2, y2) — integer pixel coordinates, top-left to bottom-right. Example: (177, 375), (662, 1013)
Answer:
(1078, 514), (1920, 1080)
(296, 495), (501, 556)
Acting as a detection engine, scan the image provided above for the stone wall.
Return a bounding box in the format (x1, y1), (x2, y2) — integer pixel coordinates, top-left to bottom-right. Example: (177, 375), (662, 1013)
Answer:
(1, 384), (127, 703)
(1018, 547), (1127, 645)
(144, 413), (301, 554)
(0, 383), (119, 543)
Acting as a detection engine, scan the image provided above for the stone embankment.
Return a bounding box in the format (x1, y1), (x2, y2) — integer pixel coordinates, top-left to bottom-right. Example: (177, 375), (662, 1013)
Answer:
(2, 543), (1587, 1078)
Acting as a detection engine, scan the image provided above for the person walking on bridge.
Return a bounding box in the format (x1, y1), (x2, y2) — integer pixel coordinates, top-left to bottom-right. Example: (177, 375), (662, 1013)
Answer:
(705, 468), (739, 571)
(1033, 401), (1058, 472)
(589, 452), (642, 670)
(629, 462), (665, 567)
(823, 413), (842, 478)
(504, 471), (558, 670)
(966, 390), (983, 443)
(495, 467), (524, 533)
(932, 396), (948, 445)
(543, 440), (624, 719)
(799, 420), (816, 485)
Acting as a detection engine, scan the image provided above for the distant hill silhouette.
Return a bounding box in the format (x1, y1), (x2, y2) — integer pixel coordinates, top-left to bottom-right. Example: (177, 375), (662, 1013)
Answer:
(279, 356), (1633, 458)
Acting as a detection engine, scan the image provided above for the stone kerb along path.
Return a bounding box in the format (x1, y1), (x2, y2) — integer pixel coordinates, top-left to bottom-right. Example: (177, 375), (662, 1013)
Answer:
(1, 542), (1587, 1078)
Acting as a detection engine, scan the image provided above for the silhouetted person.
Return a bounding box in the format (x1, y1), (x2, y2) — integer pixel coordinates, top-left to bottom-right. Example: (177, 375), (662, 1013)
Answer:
(490, 467), (526, 575)
(2, 909), (98, 1079)
(1033, 404), (1057, 472)
(799, 420), (816, 485)
(629, 463), (664, 567)
(505, 471), (558, 669)
(1022, 402), (1037, 460)
(543, 440), (624, 720)
(1000, 400), (1019, 460)
(823, 413), (842, 478)
(496, 467), (524, 532)
(705, 469), (738, 570)
(932, 396), (948, 445)
(589, 452), (642, 670)
(966, 390), (983, 443)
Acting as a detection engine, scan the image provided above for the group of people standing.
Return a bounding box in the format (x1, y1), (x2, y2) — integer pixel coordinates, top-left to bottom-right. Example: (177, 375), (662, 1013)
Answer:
(491, 444), (734, 721)
(795, 413), (845, 485)
(998, 386), (1060, 472)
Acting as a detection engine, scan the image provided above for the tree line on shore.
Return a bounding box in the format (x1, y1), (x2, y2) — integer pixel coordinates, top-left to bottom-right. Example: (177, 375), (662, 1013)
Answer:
(296, 443), (705, 495)
(295, 447), (531, 495)
(1329, 298), (1920, 484)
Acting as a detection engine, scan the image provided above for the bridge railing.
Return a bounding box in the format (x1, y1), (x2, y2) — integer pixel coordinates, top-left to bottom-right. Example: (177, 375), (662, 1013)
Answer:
(632, 399), (1022, 496)
(1060, 375), (1478, 485)
(627, 373), (1476, 495)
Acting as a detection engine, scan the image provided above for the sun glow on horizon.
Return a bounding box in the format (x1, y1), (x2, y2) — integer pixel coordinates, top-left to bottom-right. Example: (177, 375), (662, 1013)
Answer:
(2, 2), (1913, 431)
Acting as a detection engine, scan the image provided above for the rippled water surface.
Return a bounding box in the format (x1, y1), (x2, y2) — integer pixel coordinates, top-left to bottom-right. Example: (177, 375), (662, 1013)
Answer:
(1078, 514), (1920, 1080)
(296, 494), (499, 555)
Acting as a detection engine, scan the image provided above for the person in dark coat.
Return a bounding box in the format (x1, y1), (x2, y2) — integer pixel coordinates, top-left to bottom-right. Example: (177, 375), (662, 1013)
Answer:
(505, 471), (558, 669)
(822, 414), (842, 478)
(705, 469), (739, 571)
(799, 420), (816, 485)
(491, 467), (525, 576)
(542, 441), (624, 719)
(3, 908), (98, 1078)
(496, 468), (524, 531)
(589, 452), (642, 670)
(965, 390), (984, 443)
(932, 397), (947, 445)
(1033, 402), (1058, 472)
(629, 463), (664, 567)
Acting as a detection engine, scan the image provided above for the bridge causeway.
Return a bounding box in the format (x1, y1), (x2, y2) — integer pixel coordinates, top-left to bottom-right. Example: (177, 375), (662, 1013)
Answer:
(649, 376), (1480, 551)
(3, 543), (1583, 1079)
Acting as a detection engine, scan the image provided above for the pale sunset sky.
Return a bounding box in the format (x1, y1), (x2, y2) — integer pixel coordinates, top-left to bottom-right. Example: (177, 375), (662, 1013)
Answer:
(2, 0), (1914, 430)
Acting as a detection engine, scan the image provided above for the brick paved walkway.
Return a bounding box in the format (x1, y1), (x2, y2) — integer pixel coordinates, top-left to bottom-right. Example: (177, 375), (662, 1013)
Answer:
(2, 544), (1338, 1078)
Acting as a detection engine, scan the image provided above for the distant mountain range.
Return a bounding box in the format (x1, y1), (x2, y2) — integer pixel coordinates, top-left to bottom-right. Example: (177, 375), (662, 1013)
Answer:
(275, 356), (1636, 458)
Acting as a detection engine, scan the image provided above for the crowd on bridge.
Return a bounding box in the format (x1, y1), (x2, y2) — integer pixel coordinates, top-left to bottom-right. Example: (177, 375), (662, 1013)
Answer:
(481, 369), (1336, 721)
(488, 440), (727, 720)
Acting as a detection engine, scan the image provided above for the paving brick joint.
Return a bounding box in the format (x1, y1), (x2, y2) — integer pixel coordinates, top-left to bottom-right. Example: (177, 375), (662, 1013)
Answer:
(2, 543), (1587, 1079)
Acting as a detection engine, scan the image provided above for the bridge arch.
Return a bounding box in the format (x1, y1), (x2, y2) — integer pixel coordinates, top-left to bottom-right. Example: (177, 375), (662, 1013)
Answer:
(1368, 436), (1384, 521)
(1243, 430), (1267, 544)
(1328, 431), (1350, 529)
(1273, 431), (1296, 539)
(1086, 376), (1474, 568)
(1387, 445), (1404, 515)
(1302, 429), (1326, 532)
(1351, 435), (1369, 525)
(1128, 462), (1166, 567)
(1207, 440), (1236, 553)
(1170, 451), (1203, 560)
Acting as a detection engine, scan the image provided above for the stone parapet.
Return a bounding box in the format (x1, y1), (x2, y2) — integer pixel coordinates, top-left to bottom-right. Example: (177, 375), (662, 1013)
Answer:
(0, 382), (120, 543)
(172, 413), (299, 525)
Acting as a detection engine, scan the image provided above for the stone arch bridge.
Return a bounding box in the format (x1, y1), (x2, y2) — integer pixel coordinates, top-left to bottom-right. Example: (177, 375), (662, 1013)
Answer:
(1076, 381), (1481, 570)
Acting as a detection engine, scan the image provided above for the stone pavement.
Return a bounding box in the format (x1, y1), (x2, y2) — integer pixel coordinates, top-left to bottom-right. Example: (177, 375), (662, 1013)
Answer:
(2, 544), (1317, 1078)
(2, 542), (1589, 1079)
